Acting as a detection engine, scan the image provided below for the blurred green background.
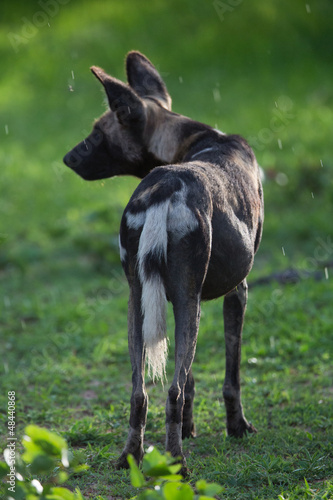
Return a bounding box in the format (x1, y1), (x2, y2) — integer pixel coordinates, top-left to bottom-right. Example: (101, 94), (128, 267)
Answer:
(1, 0), (332, 277)
(1, 1), (333, 498)
(1, 0), (332, 278)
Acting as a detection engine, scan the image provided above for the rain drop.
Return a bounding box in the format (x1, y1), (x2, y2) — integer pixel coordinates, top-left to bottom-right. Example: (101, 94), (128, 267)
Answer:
(325, 267), (329, 280)
(306, 4), (311, 13)
(282, 246), (285, 256)
(276, 172), (288, 186)
(213, 88), (221, 102)
(5, 125), (8, 135)
(277, 138), (282, 149)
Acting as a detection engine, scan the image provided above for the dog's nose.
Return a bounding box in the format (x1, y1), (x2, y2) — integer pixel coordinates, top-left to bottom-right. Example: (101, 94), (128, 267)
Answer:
(63, 152), (75, 167)
(63, 153), (70, 166)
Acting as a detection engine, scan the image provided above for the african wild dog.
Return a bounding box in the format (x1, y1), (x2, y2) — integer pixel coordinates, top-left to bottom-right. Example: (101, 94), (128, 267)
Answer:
(64, 51), (264, 473)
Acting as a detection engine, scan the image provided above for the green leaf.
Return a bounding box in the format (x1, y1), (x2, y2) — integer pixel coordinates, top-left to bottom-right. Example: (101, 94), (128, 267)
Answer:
(29, 453), (55, 474)
(45, 486), (77, 499)
(196, 479), (209, 493)
(304, 477), (313, 492)
(195, 479), (224, 497)
(23, 425), (67, 461)
(11, 483), (30, 500)
(72, 464), (90, 473)
(73, 488), (85, 500)
(43, 486), (84, 500)
(163, 481), (194, 500)
(127, 454), (146, 488)
(197, 497), (222, 500)
(57, 471), (69, 484)
(22, 439), (46, 464)
(158, 474), (183, 482)
(137, 489), (162, 499)
(306, 431), (313, 441)
(0, 461), (9, 479)
(144, 463), (182, 477)
(142, 447), (182, 477)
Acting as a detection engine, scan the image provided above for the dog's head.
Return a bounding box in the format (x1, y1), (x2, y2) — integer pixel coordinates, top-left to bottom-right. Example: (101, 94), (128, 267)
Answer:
(63, 51), (183, 181)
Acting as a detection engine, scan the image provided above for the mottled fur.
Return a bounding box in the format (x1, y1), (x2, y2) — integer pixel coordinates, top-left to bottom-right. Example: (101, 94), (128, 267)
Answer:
(64, 51), (264, 474)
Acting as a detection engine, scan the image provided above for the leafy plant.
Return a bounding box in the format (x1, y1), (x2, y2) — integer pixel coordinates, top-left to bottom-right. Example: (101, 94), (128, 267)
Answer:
(127, 446), (224, 499)
(0, 425), (88, 500)
(0, 426), (225, 499)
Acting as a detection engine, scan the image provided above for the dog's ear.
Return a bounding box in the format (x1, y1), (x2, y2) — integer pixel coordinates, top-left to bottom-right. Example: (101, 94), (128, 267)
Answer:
(91, 66), (145, 127)
(126, 51), (172, 110)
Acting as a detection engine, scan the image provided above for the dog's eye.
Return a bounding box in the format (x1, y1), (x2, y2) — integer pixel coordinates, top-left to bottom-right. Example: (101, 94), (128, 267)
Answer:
(90, 130), (104, 146)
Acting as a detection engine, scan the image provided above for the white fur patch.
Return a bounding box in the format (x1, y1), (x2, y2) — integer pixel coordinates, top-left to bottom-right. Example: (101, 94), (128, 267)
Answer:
(119, 236), (127, 262)
(126, 210), (146, 229)
(141, 275), (168, 381)
(214, 128), (225, 135)
(148, 122), (176, 164)
(168, 188), (198, 242)
(191, 147), (214, 159)
(138, 201), (169, 381)
(138, 201), (169, 272)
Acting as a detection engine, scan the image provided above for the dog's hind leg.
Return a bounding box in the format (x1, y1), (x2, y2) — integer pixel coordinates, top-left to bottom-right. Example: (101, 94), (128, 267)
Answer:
(116, 282), (148, 468)
(182, 367), (196, 439)
(165, 215), (211, 473)
(222, 279), (257, 437)
(166, 293), (201, 474)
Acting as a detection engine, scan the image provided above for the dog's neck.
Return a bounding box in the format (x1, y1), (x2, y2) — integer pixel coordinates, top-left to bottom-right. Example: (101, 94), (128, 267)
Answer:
(145, 100), (222, 165)
(179, 127), (226, 164)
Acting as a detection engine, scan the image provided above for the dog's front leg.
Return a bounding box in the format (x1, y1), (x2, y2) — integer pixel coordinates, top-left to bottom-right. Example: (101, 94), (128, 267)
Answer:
(222, 279), (256, 437)
(117, 284), (148, 468)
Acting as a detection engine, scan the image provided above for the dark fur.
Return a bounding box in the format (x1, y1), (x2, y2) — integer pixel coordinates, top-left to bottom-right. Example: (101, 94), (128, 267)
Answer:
(64, 51), (264, 474)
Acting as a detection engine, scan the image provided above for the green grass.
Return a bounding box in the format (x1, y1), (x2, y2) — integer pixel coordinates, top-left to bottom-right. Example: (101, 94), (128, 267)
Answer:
(1, 0), (333, 498)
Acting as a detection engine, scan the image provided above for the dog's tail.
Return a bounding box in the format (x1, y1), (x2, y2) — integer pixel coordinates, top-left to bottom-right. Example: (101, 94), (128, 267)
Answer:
(137, 201), (169, 382)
